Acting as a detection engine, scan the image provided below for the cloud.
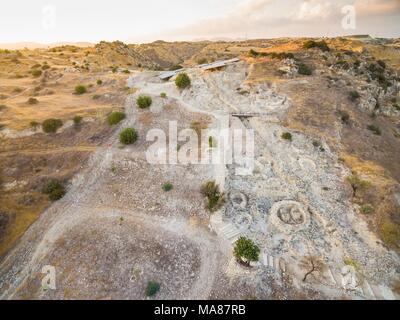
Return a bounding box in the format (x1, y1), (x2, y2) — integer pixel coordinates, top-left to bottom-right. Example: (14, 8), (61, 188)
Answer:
(152, 0), (400, 41)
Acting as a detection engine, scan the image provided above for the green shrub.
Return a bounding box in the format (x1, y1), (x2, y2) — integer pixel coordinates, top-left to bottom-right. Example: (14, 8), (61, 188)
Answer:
(123, 69), (130, 74)
(347, 175), (371, 197)
(145, 281), (160, 297)
(208, 136), (217, 148)
(74, 85), (87, 95)
(233, 237), (260, 266)
(175, 73), (191, 89)
(73, 115), (82, 126)
(197, 58), (208, 64)
(42, 64), (50, 70)
(30, 121), (40, 130)
(27, 97), (39, 105)
(92, 94), (101, 100)
(169, 65), (183, 71)
(339, 110), (350, 124)
(248, 49), (259, 58)
(97, 79), (103, 85)
(162, 182), (173, 192)
(160, 92), (167, 98)
(136, 95), (152, 109)
(380, 220), (400, 247)
(107, 111), (126, 125)
(349, 90), (360, 101)
(360, 204), (374, 215)
(31, 69), (42, 77)
(201, 181), (225, 212)
(281, 132), (292, 141)
(42, 118), (63, 133)
(297, 63), (312, 75)
(42, 180), (66, 201)
(303, 40), (330, 52)
(367, 124), (381, 135)
(119, 128), (138, 145)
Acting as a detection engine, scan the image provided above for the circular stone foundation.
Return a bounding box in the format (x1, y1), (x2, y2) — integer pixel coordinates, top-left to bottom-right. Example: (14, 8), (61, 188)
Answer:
(268, 200), (310, 233)
(229, 192), (248, 209)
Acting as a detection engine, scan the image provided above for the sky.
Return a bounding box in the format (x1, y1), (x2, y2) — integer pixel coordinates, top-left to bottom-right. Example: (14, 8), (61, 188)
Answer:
(0, 0), (399, 44)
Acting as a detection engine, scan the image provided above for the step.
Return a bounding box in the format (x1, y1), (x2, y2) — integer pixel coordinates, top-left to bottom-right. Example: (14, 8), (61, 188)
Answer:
(360, 280), (376, 300)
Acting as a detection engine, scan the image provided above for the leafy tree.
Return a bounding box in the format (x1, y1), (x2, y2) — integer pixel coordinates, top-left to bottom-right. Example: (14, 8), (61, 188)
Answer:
(233, 237), (260, 266)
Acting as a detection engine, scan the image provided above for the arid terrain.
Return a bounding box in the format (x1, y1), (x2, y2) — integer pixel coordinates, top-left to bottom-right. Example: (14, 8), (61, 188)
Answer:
(0, 36), (399, 300)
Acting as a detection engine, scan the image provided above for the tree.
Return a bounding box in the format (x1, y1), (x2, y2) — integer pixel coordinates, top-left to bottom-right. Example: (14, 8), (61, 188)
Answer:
(175, 73), (191, 89)
(233, 237), (260, 266)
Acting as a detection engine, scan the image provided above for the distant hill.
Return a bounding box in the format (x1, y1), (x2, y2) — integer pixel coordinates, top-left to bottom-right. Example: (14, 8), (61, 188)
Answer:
(0, 42), (94, 50)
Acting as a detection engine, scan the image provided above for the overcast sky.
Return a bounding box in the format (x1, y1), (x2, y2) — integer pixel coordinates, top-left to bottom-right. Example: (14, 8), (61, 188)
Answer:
(0, 0), (399, 44)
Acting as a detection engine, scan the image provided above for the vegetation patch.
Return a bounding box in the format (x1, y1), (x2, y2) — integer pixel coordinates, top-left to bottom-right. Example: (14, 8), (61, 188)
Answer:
(379, 220), (400, 248)
(162, 182), (173, 192)
(42, 180), (66, 201)
(74, 85), (87, 95)
(73, 115), (82, 126)
(297, 63), (312, 75)
(303, 40), (330, 52)
(175, 73), (191, 89)
(367, 124), (382, 136)
(119, 128), (138, 145)
(201, 180), (225, 212)
(234, 237), (260, 267)
(27, 97), (39, 105)
(281, 132), (292, 141)
(137, 95), (152, 109)
(42, 118), (63, 133)
(145, 281), (160, 297)
(107, 111), (126, 125)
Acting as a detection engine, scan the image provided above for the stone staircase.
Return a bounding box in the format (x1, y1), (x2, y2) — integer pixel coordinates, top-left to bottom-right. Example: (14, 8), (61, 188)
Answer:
(210, 213), (241, 244)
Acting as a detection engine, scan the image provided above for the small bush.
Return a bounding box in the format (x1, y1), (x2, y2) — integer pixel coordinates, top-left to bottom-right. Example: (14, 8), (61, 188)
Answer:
(74, 85), (87, 95)
(360, 204), (374, 215)
(349, 90), (360, 102)
(30, 121), (40, 130)
(347, 175), (371, 197)
(42, 64), (50, 70)
(123, 69), (130, 74)
(281, 132), (292, 141)
(31, 69), (42, 77)
(367, 124), (381, 135)
(162, 182), (173, 192)
(248, 49), (259, 58)
(42, 180), (66, 201)
(97, 79), (103, 85)
(107, 111), (126, 125)
(197, 58), (208, 64)
(160, 92), (167, 98)
(303, 40), (330, 52)
(338, 110), (350, 124)
(27, 97), (39, 105)
(234, 237), (260, 266)
(175, 73), (191, 89)
(297, 63), (312, 75)
(380, 220), (400, 247)
(92, 94), (101, 100)
(208, 136), (217, 148)
(119, 128), (138, 145)
(201, 181), (225, 212)
(73, 115), (82, 126)
(145, 281), (160, 297)
(136, 95), (152, 109)
(42, 118), (63, 133)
